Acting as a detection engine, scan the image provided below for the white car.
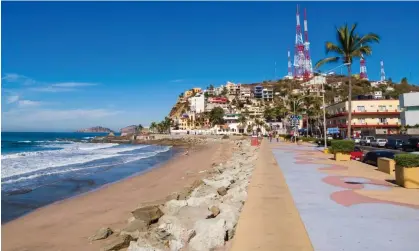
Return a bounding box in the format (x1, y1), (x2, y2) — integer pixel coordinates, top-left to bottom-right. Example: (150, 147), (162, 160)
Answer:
(360, 136), (375, 146)
(353, 138), (361, 144)
(370, 138), (387, 147)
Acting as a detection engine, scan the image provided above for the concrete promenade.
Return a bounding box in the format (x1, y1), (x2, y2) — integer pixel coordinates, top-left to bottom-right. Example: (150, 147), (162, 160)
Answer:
(232, 140), (419, 251)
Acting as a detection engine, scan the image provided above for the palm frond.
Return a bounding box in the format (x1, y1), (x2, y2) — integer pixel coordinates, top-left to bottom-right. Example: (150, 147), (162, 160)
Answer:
(325, 42), (344, 55)
(353, 33), (380, 49)
(314, 56), (340, 69)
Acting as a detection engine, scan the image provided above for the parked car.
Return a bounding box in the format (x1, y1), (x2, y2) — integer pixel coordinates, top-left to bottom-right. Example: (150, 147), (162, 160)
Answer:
(362, 151), (395, 166)
(353, 137), (361, 144)
(370, 138), (387, 148)
(350, 146), (364, 161)
(385, 139), (404, 149)
(402, 138), (419, 152)
(360, 136), (376, 146)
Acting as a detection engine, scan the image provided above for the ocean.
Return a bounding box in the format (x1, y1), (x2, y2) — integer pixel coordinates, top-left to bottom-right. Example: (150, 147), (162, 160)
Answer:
(1, 132), (178, 223)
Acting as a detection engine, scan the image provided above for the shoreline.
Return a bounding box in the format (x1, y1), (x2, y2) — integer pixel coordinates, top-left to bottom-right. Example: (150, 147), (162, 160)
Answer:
(1, 147), (183, 224)
(2, 140), (231, 251)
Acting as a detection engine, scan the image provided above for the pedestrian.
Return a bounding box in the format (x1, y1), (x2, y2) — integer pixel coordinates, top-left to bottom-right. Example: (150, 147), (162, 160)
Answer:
(269, 132), (272, 142)
(276, 133), (279, 142)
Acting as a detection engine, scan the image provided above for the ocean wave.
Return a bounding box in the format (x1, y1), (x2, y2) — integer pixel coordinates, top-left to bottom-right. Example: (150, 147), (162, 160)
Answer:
(1, 146), (171, 185)
(1, 144), (166, 179)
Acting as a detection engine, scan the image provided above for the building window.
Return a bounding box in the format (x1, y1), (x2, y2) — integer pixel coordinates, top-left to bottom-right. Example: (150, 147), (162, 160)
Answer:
(378, 105), (386, 111)
(379, 118), (387, 123)
(357, 106), (365, 112)
(359, 118), (365, 124)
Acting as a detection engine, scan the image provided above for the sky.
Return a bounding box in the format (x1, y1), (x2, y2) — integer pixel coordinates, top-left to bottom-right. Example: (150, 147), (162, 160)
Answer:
(2, 1), (419, 132)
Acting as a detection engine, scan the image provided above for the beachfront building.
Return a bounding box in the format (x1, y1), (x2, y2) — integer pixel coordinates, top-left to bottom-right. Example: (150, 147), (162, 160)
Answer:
(190, 93), (205, 113)
(326, 96), (401, 137)
(254, 86), (263, 99)
(262, 88), (273, 101)
(399, 92), (419, 126)
(245, 105), (264, 118)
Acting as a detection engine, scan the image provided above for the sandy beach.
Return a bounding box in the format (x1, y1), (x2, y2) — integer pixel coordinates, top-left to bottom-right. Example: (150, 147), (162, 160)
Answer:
(2, 140), (234, 251)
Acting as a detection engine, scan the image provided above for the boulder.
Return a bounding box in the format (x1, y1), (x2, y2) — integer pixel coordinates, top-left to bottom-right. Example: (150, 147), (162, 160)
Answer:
(101, 234), (133, 251)
(217, 203), (241, 240)
(163, 200), (187, 216)
(188, 219), (226, 251)
(207, 206), (220, 218)
(131, 205), (164, 225)
(203, 179), (230, 190)
(120, 219), (148, 239)
(89, 227), (113, 241)
(186, 193), (218, 207)
(127, 241), (163, 251)
(217, 187), (227, 196)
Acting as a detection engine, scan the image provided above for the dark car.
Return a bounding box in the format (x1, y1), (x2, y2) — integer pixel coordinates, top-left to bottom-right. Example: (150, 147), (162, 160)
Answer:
(385, 139), (404, 149)
(402, 138), (419, 152)
(362, 151), (395, 166)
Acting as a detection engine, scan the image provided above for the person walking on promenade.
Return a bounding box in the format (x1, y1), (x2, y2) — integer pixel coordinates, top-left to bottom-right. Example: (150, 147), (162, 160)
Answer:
(276, 133), (279, 142)
(269, 132), (272, 142)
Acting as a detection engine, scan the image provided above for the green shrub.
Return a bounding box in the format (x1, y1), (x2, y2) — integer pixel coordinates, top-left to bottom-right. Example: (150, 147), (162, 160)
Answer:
(329, 140), (354, 154)
(394, 154), (419, 168)
(301, 137), (317, 142)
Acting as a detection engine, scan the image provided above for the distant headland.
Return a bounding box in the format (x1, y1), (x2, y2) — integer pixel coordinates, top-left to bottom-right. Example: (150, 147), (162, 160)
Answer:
(76, 126), (114, 133)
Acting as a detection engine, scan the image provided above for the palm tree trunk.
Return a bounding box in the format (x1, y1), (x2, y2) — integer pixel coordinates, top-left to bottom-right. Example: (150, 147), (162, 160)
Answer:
(306, 116), (309, 137)
(347, 64), (352, 139)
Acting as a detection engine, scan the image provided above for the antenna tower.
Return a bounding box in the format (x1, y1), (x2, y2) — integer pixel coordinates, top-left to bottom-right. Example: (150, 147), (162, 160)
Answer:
(293, 5), (305, 80)
(380, 59), (386, 82)
(360, 53), (368, 80)
(303, 8), (313, 80)
(287, 49), (293, 78)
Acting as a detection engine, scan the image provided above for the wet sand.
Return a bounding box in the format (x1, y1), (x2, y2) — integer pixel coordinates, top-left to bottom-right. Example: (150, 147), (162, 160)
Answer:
(2, 141), (233, 251)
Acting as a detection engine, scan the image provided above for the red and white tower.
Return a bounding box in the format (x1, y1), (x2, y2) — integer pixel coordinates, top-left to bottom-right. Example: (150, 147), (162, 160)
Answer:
(360, 53), (368, 80)
(303, 8), (313, 80)
(293, 5), (305, 80)
(287, 49), (293, 78)
(380, 59), (386, 82)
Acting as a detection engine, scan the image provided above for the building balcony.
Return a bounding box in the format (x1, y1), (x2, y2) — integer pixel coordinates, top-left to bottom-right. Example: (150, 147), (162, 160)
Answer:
(327, 109), (401, 118)
(329, 122), (400, 128)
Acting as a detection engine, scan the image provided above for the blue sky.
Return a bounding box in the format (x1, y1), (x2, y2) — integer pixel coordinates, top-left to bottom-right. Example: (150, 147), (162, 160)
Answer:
(2, 1), (419, 132)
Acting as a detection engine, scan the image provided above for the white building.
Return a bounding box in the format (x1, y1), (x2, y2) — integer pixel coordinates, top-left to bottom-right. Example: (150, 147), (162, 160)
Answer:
(301, 75), (326, 87)
(240, 87), (251, 99)
(262, 88), (273, 101)
(190, 93), (205, 113)
(400, 92), (419, 126)
(374, 91), (383, 99)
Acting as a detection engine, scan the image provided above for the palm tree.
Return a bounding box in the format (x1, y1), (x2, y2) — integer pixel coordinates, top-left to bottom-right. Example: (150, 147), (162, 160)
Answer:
(315, 23), (380, 138)
(238, 114), (247, 133)
(149, 122), (157, 133)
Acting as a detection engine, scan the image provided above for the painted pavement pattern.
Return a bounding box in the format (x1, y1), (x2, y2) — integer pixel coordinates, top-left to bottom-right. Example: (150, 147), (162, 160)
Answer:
(270, 142), (419, 251)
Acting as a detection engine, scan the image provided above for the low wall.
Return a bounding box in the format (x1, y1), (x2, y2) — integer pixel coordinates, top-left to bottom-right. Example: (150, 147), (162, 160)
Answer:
(377, 157), (396, 176)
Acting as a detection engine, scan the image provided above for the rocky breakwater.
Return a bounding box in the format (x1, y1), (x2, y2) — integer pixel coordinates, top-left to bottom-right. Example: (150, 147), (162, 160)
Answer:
(90, 139), (258, 251)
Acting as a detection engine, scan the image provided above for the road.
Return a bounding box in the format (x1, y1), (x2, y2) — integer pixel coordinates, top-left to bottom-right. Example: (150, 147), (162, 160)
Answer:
(357, 144), (403, 154)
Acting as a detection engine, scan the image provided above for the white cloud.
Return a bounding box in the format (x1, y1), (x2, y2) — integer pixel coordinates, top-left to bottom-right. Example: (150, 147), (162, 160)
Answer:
(51, 82), (97, 87)
(1, 73), (36, 85)
(29, 86), (77, 92)
(170, 79), (184, 83)
(3, 108), (121, 122)
(6, 95), (19, 104)
(17, 100), (42, 107)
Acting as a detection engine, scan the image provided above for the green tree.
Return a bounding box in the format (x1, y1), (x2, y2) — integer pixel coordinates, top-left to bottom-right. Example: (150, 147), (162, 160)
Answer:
(315, 23), (380, 138)
(149, 122), (157, 133)
(209, 107), (225, 126)
(221, 86), (228, 96)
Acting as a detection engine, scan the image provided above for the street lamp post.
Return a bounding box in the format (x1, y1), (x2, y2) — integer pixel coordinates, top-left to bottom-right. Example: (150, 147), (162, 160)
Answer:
(293, 96), (304, 145)
(315, 63), (351, 149)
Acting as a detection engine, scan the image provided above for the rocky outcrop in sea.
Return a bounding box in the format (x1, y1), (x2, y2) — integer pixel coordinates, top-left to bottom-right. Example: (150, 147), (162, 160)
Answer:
(76, 126), (114, 133)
